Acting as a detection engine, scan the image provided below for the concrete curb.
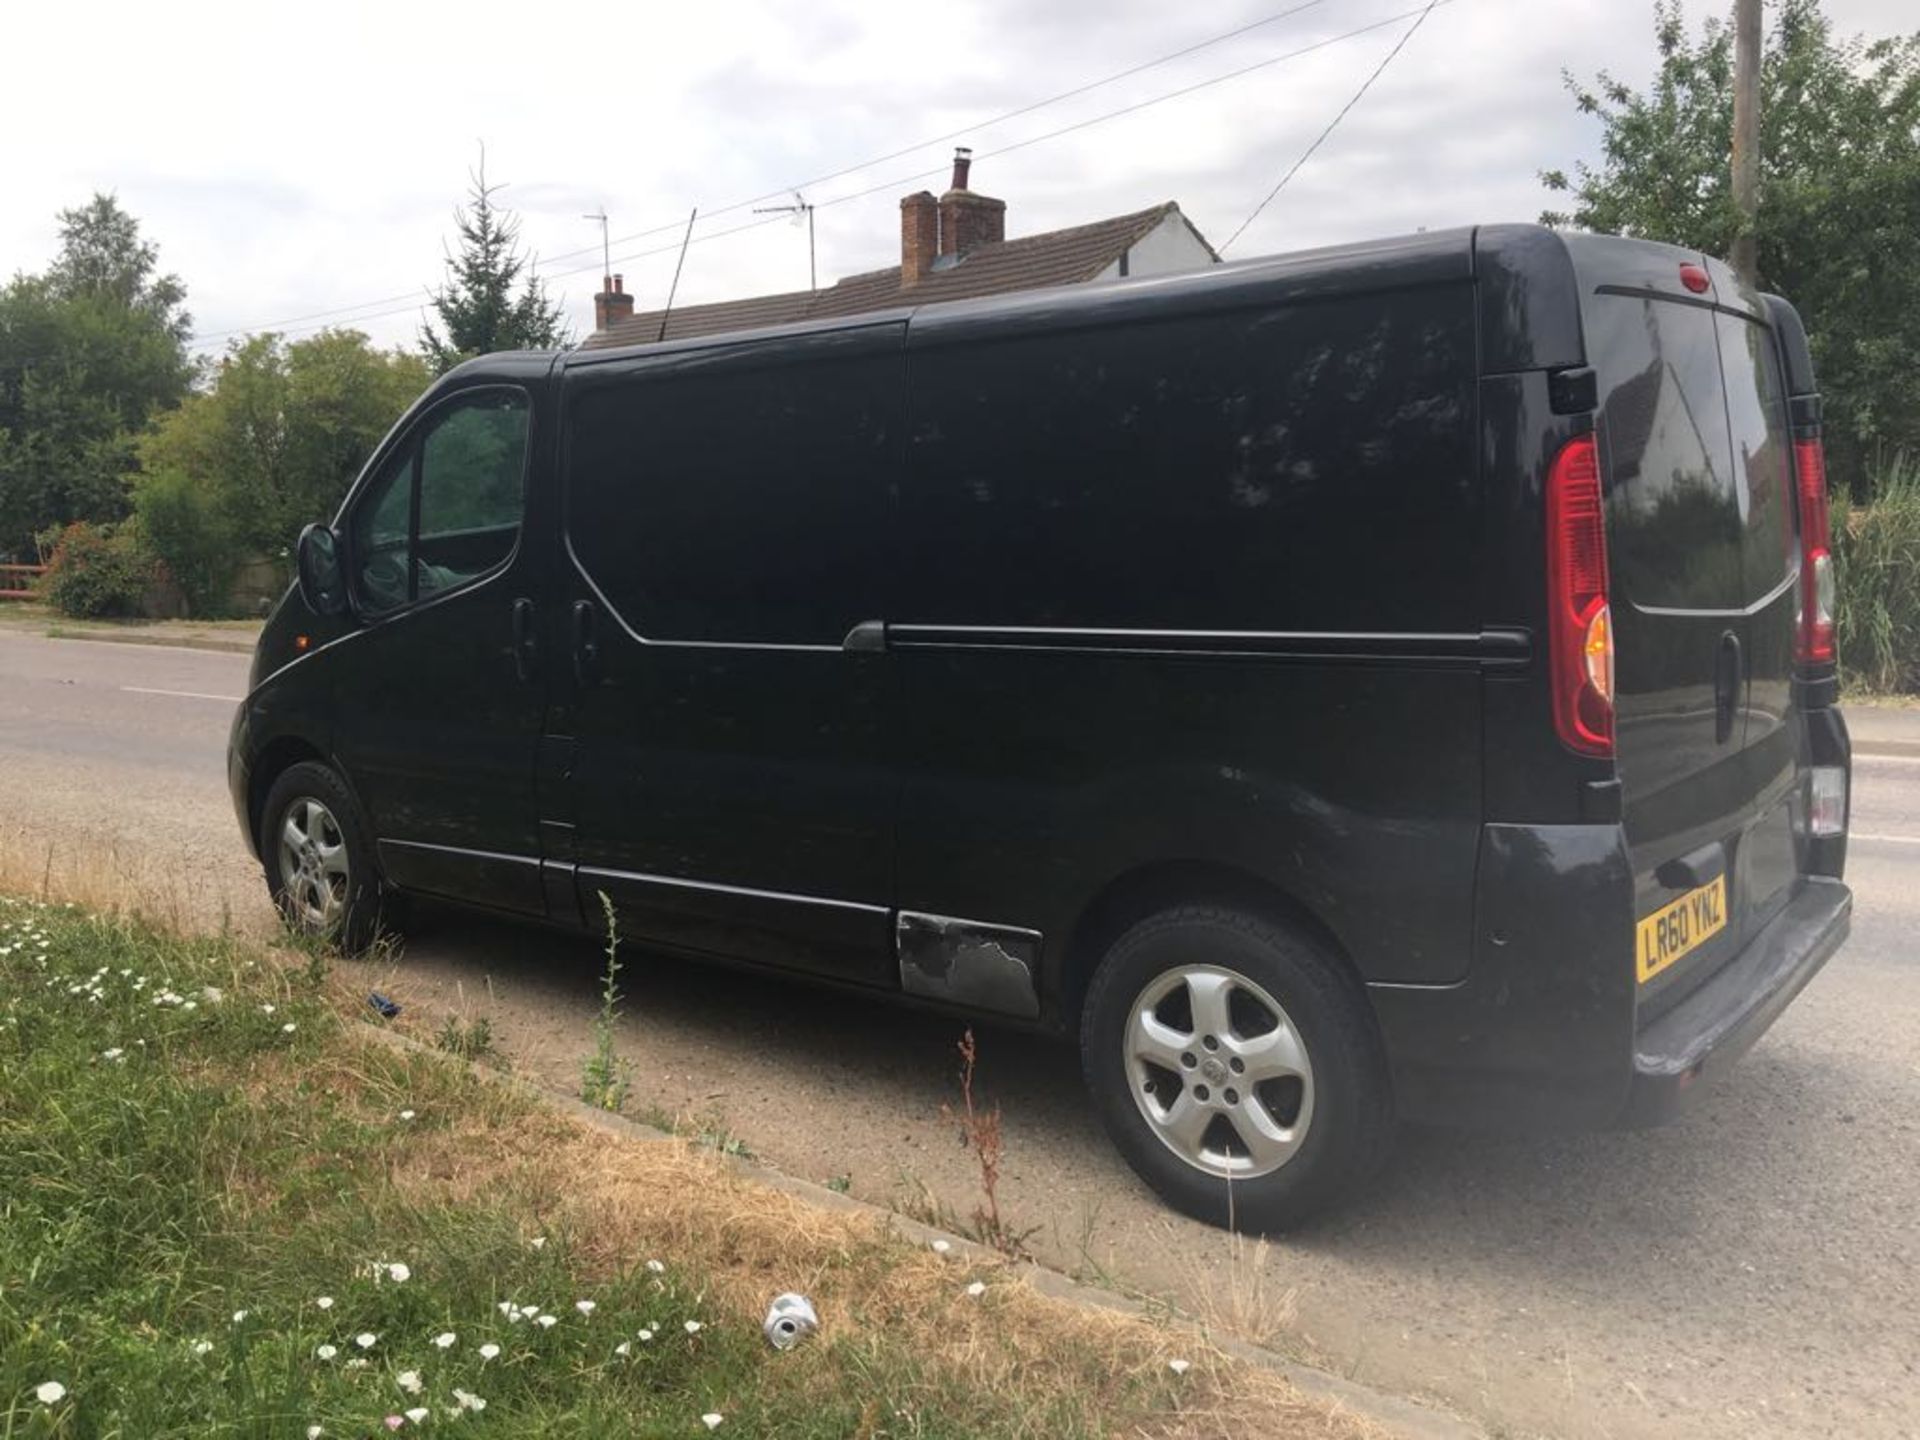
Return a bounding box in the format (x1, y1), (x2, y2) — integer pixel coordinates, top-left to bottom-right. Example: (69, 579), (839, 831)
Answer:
(359, 1023), (1481, 1440)
(40, 626), (259, 655)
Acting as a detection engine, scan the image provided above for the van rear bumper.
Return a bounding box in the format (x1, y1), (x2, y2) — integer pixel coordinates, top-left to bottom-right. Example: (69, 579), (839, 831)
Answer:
(1370, 822), (1848, 1131)
(1621, 875), (1850, 1126)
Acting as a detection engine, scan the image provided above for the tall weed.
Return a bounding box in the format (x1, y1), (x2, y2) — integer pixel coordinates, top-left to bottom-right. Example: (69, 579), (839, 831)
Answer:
(1834, 453), (1920, 694)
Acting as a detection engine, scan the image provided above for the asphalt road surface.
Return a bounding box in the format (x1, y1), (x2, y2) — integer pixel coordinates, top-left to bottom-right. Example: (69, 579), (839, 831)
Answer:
(2, 629), (1916, 1440)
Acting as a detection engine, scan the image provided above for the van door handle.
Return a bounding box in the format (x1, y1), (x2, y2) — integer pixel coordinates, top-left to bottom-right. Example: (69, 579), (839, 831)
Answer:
(511, 597), (537, 681)
(571, 600), (599, 685)
(1714, 630), (1743, 745)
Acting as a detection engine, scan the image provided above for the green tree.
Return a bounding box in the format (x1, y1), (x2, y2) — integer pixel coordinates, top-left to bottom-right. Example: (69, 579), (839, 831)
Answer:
(139, 330), (430, 559)
(0, 195), (193, 556)
(420, 153), (569, 372)
(1542, 0), (1920, 493)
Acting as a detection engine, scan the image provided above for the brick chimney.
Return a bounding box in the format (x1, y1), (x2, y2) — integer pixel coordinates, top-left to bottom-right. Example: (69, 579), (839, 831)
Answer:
(937, 147), (1006, 259)
(900, 191), (938, 284)
(593, 274), (634, 331)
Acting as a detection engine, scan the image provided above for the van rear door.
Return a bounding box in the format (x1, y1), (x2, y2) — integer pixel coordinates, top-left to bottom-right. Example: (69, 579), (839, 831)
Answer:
(1576, 247), (1806, 1016)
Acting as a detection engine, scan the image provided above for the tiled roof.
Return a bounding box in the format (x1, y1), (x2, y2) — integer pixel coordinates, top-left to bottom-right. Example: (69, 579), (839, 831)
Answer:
(583, 202), (1203, 350)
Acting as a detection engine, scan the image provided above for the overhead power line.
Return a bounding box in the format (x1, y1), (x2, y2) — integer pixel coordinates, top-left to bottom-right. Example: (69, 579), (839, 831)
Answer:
(1219, 0), (1443, 254)
(187, 0), (1343, 348)
(187, 0), (1444, 351)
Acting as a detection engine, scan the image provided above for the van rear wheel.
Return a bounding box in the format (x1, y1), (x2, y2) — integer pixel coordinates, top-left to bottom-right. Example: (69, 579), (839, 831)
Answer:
(261, 761), (386, 954)
(1080, 905), (1392, 1231)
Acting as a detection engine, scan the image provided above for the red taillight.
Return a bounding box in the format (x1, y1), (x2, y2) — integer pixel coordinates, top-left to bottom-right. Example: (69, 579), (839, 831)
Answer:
(1792, 437), (1835, 665)
(1679, 262), (1711, 294)
(1546, 433), (1615, 757)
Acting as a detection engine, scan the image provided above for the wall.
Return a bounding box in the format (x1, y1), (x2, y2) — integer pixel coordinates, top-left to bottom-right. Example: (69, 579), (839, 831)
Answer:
(1093, 211), (1217, 282)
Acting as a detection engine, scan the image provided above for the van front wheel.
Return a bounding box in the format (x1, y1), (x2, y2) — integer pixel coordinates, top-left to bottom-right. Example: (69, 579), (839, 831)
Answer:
(1080, 906), (1392, 1230)
(261, 761), (386, 954)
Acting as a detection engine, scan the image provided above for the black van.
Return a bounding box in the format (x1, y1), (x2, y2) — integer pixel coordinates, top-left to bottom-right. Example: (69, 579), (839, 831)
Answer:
(229, 224), (1852, 1229)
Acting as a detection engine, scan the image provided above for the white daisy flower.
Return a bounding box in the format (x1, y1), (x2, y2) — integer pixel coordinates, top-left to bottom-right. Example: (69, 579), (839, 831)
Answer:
(1168, 1358), (1191, 1375)
(345, 1358), (368, 1370)
(452, 1389), (486, 1412)
(308, 1427), (324, 1439)
(574, 1300), (595, 1316)
(232, 1310), (249, 1324)
(399, 1109), (416, 1122)
(261, 1003), (275, 1015)
(355, 1332), (378, 1349)
(478, 1343), (500, 1361)
(433, 1332), (456, 1349)
(644, 1259), (665, 1273)
(34, 1381), (65, 1405)
(397, 1370), (423, 1395)
(387, 1262), (410, 1283)
(683, 1320), (703, 1335)
(614, 1341), (631, 1357)
(315, 1296), (334, 1310)
(192, 1340), (213, 1356)
(930, 1239), (953, 1256)
(316, 1344), (338, 1360)
(535, 1314), (557, 1329)
(405, 1407), (429, 1424)
(101, 1047), (124, 1061)
(528, 1236), (545, 1250)
(965, 1281), (987, 1298)
(637, 1328), (654, 1342)
(701, 1414), (724, 1431)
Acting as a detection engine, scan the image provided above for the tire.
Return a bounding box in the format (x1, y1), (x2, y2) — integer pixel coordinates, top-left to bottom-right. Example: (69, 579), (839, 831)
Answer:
(1080, 905), (1393, 1231)
(260, 761), (388, 954)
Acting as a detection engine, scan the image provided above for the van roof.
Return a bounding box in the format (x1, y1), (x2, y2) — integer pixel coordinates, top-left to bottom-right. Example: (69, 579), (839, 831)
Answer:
(557, 225), (1755, 374)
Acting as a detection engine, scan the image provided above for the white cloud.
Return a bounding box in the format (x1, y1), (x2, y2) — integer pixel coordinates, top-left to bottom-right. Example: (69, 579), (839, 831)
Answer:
(2, 0), (1910, 352)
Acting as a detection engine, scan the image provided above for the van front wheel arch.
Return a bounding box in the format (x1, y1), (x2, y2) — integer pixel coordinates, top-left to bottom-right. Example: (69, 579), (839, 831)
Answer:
(1080, 905), (1394, 1230)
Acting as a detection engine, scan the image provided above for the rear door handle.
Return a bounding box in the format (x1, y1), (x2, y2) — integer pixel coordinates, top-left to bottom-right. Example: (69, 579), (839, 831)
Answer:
(571, 600), (600, 685)
(1714, 630), (1743, 745)
(511, 597), (537, 681)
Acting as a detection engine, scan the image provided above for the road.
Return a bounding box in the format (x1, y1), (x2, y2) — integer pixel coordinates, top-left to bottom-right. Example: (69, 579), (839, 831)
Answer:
(2, 628), (1916, 1439)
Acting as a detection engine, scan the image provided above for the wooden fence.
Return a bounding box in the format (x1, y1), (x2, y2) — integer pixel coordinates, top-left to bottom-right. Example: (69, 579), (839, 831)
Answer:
(0, 563), (46, 601)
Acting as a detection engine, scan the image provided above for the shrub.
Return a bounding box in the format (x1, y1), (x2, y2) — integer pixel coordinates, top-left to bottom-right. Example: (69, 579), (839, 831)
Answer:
(133, 467), (238, 618)
(38, 521), (157, 619)
(1833, 454), (1920, 695)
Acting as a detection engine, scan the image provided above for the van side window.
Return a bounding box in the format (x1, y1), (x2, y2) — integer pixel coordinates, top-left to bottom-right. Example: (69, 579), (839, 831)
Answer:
(1716, 313), (1796, 598)
(899, 288), (1477, 632)
(349, 389), (529, 616)
(565, 334), (900, 645)
(1590, 297), (1743, 612)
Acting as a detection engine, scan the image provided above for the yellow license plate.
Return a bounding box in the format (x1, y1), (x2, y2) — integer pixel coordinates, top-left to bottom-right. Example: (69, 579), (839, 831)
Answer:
(1636, 874), (1728, 983)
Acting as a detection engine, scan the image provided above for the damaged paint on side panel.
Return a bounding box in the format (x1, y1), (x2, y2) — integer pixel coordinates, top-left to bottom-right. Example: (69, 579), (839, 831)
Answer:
(897, 911), (1042, 1019)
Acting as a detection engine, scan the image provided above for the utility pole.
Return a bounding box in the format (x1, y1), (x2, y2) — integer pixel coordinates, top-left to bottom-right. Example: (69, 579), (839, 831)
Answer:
(1730, 0), (1761, 286)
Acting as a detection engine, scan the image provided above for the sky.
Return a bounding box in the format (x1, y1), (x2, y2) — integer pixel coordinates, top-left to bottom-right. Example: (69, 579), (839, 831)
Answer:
(2, 0), (1911, 357)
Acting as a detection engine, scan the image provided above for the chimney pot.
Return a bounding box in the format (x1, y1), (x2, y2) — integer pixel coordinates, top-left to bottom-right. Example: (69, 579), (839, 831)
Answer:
(951, 146), (973, 192)
(594, 273), (635, 332)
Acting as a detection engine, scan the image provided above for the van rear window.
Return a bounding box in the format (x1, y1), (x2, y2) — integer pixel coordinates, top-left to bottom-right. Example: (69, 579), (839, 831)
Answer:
(1590, 296), (1745, 613)
(1716, 312), (1797, 602)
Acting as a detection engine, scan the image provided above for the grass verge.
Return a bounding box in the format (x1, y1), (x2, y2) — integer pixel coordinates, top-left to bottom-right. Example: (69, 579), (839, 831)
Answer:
(0, 897), (1375, 1439)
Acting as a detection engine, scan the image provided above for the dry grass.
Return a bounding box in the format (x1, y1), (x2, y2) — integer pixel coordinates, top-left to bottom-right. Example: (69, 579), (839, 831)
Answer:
(0, 823), (264, 937)
(344, 1047), (1379, 1440)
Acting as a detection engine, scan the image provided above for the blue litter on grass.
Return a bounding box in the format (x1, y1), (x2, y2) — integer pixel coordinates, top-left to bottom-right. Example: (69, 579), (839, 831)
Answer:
(368, 992), (401, 1018)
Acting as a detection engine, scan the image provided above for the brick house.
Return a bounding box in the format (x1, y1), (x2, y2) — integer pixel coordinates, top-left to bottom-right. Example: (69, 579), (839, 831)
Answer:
(583, 149), (1217, 349)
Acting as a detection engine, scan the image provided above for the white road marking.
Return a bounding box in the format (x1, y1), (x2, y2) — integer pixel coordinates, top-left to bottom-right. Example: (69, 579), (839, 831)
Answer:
(120, 685), (243, 703)
(1851, 832), (1920, 846)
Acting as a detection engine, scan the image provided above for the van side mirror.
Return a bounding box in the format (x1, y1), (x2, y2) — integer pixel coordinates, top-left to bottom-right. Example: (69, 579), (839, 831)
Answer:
(295, 523), (347, 617)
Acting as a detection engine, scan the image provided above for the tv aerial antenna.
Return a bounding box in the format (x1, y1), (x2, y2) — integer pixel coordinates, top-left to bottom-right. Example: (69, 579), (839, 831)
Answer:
(753, 191), (816, 293)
